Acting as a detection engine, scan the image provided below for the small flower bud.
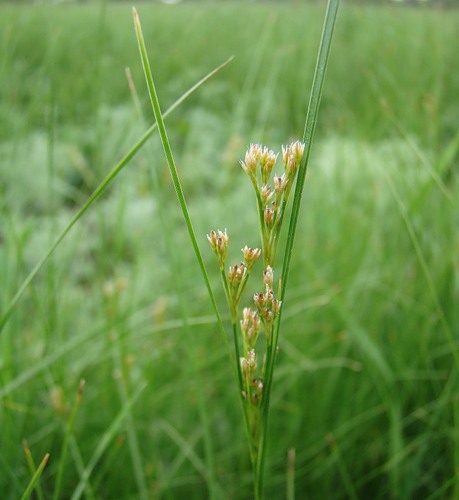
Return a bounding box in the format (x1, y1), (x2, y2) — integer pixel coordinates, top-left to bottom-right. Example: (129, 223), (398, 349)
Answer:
(273, 174), (286, 194)
(228, 262), (245, 287)
(291, 140), (305, 164)
(272, 298), (282, 316)
(282, 141), (305, 178)
(207, 229), (229, 270)
(263, 266), (274, 288)
(242, 246), (261, 272)
(260, 185), (273, 206)
(247, 349), (257, 370)
(264, 287), (274, 305)
(253, 292), (265, 310)
(260, 147), (278, 184)
(264, 207), (274, 228)
(262, 308), (274, 325)
(240, 308), (261, 348)
(240, 143), (261, 175)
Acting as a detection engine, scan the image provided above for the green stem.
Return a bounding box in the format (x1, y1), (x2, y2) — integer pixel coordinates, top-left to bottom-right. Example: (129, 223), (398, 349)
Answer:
(232, 322), (243, 393)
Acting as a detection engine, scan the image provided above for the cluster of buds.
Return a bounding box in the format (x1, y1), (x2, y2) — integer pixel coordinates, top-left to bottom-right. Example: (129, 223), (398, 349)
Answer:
(240, 141), (305, 267)
(282, 140), (305, 199)
(208, 229), (261, 320)
(240, 144), (278, 188)
(240, 307), (261, 351)
(253, 266), (281, 343)
(207, 229), (229, 270)
(239, 309), (263, 406)
(240, 350), (264, 405)
(207, 140), (304, 422)
(227, 246), (261, 311)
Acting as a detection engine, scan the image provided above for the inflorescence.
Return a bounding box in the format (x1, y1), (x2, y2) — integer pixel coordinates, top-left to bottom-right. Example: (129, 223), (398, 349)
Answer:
(207, 140), (305, 459)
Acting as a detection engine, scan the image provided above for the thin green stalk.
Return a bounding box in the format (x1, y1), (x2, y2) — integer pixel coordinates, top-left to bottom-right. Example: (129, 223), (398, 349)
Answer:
(22, 441), (45, 500)
(257, 1), (340, 497)
(286, 448), (295, 500)
(133, 8), (229, 349)
(0, 57), (232, 335)
(232, 322), (244, 395)
(53, 380), (86, 500)
(20, 453), (49, 500)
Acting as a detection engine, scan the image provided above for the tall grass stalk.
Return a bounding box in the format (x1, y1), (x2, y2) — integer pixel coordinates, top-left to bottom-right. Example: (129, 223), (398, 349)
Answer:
(133, 1), (339, 498)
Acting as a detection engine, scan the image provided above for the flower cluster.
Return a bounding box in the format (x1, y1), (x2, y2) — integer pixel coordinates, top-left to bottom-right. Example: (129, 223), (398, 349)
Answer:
(240, 142), (305, 267)
(207, 141), (304, 455)
(207, 229), (229, 270)
(239, 308), (263, 405)
(207, 229), (261, 320)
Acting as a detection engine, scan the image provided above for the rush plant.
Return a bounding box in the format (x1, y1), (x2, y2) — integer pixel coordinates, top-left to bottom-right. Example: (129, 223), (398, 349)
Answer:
(133, 1), (339, 497)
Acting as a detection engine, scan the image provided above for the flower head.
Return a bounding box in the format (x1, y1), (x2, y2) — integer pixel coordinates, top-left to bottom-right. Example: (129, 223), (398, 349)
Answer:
(242, 245), (261, 273)
(207, 229), (229, 270)
(240, 143), (261, 176)
(260, 147), (278, 185)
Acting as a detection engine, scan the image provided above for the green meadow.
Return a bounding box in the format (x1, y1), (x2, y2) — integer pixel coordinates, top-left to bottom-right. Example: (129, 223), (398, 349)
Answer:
(0, 1), (458, 498)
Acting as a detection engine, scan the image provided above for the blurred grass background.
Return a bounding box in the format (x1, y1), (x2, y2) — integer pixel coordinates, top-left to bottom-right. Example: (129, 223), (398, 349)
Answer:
(0, 1), (458, 498)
